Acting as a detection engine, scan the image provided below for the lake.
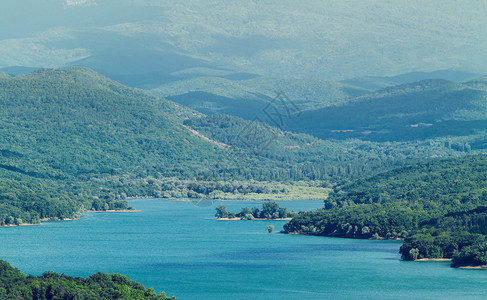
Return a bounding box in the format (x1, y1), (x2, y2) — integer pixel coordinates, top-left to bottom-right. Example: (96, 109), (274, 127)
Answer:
(0, 199), (486, 299)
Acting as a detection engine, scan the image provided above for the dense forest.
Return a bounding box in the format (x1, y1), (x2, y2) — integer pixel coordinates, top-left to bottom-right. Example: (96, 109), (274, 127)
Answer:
(0, 169), (131, 227)
(184, 113), (473, 180)
(400, 206), (487, 267)
(1, 67), (478, 226)
(0, 260), (174, 299)
(284, 155), (487, 267)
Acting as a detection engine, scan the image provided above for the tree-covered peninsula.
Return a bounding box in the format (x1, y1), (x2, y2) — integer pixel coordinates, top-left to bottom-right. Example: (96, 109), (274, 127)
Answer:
(283, 155), (487, 268)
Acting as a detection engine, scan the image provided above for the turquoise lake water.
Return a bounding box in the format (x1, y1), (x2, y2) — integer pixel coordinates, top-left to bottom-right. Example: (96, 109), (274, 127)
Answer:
(0, 199), (486, 299)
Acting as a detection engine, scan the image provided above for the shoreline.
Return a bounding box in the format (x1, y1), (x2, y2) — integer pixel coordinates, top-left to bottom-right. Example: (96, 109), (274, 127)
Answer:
(129, 197), (324, 202)
(285, 231), (404, 240)
(216, 217), (293, 221)
(287, 232), (486, 270)
(457, 265), (487, 270)
(84, 209), (140, 213)
(0, 223), (42, 228)
(0, 209), (139, 228)
(415, 258), (452, 262)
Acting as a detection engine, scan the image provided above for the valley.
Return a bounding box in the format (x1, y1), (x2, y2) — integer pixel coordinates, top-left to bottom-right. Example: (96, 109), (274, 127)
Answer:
(1, 2), (487, 298)
(1, 67), (486, 272)
(2, 67), (484, 229)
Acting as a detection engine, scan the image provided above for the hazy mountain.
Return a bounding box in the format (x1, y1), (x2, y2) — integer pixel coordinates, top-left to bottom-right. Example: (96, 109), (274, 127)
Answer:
(150, 76), (369, 120)
(0, 71), (12, 79)
(287, 77), (487, 144)
(1, 1), (486, 82)
(342, 69), (483, 91)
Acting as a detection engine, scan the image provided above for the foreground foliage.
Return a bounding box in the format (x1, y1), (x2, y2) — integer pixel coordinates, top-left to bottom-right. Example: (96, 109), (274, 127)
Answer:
(0, 260), (174, 299)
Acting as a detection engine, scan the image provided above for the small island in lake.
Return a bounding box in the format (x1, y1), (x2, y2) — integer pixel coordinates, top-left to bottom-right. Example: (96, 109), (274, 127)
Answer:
(215, 201), (297, 220)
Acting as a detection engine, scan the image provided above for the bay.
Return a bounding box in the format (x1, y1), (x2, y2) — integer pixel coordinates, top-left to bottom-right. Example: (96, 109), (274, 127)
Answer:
(0, 199), (485, 299)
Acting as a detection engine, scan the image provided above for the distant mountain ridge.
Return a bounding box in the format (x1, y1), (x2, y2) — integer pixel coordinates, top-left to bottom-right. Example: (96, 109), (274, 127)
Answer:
(151, 76), (369, 120)
(341, 69), (483, 91)
(286, 77), (487, 143)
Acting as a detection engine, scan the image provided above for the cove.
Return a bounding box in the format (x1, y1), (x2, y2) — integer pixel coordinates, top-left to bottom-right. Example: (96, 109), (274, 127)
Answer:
(0, 199), (485, 299)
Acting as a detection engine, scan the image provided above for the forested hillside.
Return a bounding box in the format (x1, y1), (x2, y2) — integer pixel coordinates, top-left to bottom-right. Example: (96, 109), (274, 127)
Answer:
(400, 206), (487, 267)
(0, 68), (373, 224)
(0, 67), (483, 226)
(284, 155), (487, 267)
(0, 67), (222, 180)
(0, 67), (223, 224)
(183, 114), (471, 179)
(0, 67), (385, 188)
(0, 72), (12, 79)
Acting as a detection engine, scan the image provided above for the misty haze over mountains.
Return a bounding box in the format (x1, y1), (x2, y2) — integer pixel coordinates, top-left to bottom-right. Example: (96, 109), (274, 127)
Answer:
(1, 0), (486, 84)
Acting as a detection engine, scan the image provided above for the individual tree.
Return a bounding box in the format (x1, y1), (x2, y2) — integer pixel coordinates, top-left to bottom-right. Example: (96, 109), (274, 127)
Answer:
(361, 226), (371, 236)
(278, 207), (289, 218)
(237, 207), (251, 218)
(261, 202), (280, 219)
(251, 207), (260, 218)
(6, 216), (14, 225)
(409, 248), (420, 260)
(267, 225), (275, 233)
(215, 205), (228, 218)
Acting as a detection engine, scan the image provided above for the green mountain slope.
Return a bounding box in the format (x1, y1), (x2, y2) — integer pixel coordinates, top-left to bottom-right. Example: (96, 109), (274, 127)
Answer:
(0, 67), (231, 223)
(0, 67), (222, 180)
(287, 78), (487, 143)
(182, 113), (472, 180)
(0, 67), (370, 185)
